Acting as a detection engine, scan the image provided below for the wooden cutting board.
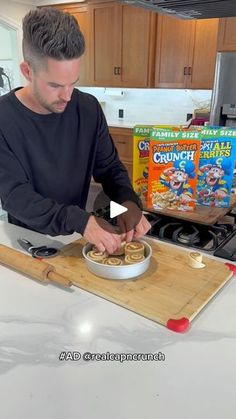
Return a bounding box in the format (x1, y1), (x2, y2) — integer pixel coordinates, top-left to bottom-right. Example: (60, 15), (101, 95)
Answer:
(48, 238), (234, 332)
(144, 194), (236, 225)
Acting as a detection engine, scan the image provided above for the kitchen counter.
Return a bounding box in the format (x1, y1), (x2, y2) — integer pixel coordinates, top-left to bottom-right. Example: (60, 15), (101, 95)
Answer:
(0, 220), (236, 419)
(108, 120), (135, 128)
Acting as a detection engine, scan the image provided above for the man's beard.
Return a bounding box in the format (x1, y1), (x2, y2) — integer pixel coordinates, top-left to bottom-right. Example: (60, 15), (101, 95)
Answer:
(33, 85), (68, 114)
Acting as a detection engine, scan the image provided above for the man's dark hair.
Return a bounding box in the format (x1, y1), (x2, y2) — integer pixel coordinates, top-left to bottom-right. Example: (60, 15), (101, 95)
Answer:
(22, 7), (85, 70)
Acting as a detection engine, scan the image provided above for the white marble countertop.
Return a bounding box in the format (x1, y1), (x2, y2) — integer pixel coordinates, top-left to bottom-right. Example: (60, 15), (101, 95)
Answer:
(0, 220), (236, 419)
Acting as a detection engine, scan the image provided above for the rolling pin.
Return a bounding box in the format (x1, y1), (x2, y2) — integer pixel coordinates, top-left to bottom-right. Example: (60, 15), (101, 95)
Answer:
(0, 244), (72, 288)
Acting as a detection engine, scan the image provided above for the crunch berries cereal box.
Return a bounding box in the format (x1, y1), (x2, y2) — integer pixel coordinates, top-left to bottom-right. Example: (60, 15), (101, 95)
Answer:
(197, 128), (236, 208)
(147, 130), (201, 211)
(132, 125), (153, 206)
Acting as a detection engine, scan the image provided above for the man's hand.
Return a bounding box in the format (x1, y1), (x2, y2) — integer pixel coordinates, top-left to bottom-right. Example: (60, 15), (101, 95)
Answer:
(117, 201), (151, 242)
(83, 215), (122, 254)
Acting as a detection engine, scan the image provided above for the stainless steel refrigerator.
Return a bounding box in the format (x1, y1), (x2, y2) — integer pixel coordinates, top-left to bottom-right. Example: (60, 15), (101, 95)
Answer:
(210, 51), (236, 127)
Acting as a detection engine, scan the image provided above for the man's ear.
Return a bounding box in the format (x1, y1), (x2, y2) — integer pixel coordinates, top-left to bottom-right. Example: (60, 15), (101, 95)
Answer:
(20, 61), (33, 82)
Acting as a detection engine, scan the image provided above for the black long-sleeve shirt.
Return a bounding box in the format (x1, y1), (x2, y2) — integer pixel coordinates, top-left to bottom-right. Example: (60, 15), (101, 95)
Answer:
(0, 88), (139, 236)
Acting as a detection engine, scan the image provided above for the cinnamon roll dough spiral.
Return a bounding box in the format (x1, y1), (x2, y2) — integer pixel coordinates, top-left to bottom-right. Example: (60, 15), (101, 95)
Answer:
(125, 242), (145, 257)
(102, 257), (123, 266)
(125, 254), (145, 264)
(188, 252), (206, 269)
(87, 249), (108, 262)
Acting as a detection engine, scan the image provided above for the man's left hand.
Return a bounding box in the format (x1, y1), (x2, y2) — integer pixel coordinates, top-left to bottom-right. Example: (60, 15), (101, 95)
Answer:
(117, 201), (151, 242)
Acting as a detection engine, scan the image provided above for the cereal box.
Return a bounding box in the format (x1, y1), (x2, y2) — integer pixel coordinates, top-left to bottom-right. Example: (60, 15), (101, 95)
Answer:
(197, 128), (236, 208)
(147, 130), (201, 211)
(132, 125), (153, 206)
(132, 125), (186, 206)
(154, 124), (184, 131)
(132, 125), (185, 205)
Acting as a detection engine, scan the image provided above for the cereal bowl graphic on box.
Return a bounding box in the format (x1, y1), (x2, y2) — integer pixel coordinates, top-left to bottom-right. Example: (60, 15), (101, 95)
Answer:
(147, 130), (201, 211)
(196, 128), (236, 208)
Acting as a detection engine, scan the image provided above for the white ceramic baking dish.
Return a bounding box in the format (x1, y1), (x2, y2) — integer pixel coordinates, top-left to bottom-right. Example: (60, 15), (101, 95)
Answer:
(82, 239), (152, 280)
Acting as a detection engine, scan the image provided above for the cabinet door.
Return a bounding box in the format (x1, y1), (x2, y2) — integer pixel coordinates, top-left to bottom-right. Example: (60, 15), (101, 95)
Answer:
(119, 5), (156, 87)
(110, 127), (133, 161)
(55, 5), (91, 86)
(218, 17), (236, 51)
(155, 15), (193, 88)
(90, 2), (120, 86)
(188, 19), (219, 89)
(109, 127), (133, 180)
(90, 2), (155, 87)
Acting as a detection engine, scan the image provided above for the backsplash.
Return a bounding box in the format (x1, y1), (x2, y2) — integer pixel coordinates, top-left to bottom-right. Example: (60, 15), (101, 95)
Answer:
(79, 87), (212, 126)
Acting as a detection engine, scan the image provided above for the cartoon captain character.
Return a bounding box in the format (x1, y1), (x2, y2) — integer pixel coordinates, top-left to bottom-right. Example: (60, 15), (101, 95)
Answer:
(160, 160), (195, 204)
(143, 166), (149, 179)
(198, 157), (231, 206)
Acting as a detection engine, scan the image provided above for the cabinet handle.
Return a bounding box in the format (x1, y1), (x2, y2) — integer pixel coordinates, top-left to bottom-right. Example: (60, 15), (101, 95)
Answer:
(188, 67), (192, 76)
(184, 66), (188, 75)
(116, 141), (126, 144)
(113, 67), (121, 75)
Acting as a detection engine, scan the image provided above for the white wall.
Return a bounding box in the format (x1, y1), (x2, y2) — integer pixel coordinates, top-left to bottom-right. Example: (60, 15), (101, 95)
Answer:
(0, 25), (14, 93)
(0, 0), (34, 88)
(0, 26), (12, 59)
(79, 87), (212, 126)
(0, 0), (33, 24)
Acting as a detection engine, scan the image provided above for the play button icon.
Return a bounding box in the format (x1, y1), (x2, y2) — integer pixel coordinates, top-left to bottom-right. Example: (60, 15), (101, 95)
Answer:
(110, 201), (128, 218)
(91, 187), (143, 234)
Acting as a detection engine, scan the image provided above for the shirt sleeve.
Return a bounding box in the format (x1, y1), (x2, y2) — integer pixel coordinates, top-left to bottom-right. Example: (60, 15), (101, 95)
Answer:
(0, 130), (90, 236)
(92, 105), (142, 208)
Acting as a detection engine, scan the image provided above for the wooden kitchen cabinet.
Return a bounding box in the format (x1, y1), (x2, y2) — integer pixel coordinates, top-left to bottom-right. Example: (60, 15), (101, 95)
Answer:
(188, 18), (219, 89)
(53, 4), (91, 86)
(155, 15), (192, 88)
(49, 2), (220, 89)
(218, 17), (236, 51)
(155, 15), (219, 89)
(89, 1), (156, 87)
(109, 127), (133, 180)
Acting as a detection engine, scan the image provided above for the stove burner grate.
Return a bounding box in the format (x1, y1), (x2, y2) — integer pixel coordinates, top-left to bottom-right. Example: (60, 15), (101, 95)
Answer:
(174, 225), (200, 246)
(146, 213), (235, 252)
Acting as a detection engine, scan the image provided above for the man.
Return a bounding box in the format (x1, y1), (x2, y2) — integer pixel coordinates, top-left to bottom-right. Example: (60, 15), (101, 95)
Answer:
(0, 7), (150, 254)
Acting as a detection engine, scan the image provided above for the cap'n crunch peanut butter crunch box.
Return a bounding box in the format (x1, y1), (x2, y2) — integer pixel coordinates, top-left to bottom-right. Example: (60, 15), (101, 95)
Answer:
(147, 129), (201, 211)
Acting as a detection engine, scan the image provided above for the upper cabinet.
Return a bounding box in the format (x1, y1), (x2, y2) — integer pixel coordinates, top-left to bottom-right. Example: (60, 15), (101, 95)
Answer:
(218, 17), (236, 51)
(155, 15), (193, 88)
(54, 4), (91, 86)
(155, 15), (219, 89)
(52, 2), (221, 90)
(89, 1), (156, 87)
(188, 19), (219, 89)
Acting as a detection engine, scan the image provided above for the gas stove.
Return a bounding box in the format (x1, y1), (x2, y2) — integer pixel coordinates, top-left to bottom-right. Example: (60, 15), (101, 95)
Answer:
(92, 206), (236, 262)
(144, 211), (236, 261)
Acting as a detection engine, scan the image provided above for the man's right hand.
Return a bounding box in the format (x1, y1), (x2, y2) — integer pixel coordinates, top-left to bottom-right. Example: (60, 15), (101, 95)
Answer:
(83, 215), (122, 254)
